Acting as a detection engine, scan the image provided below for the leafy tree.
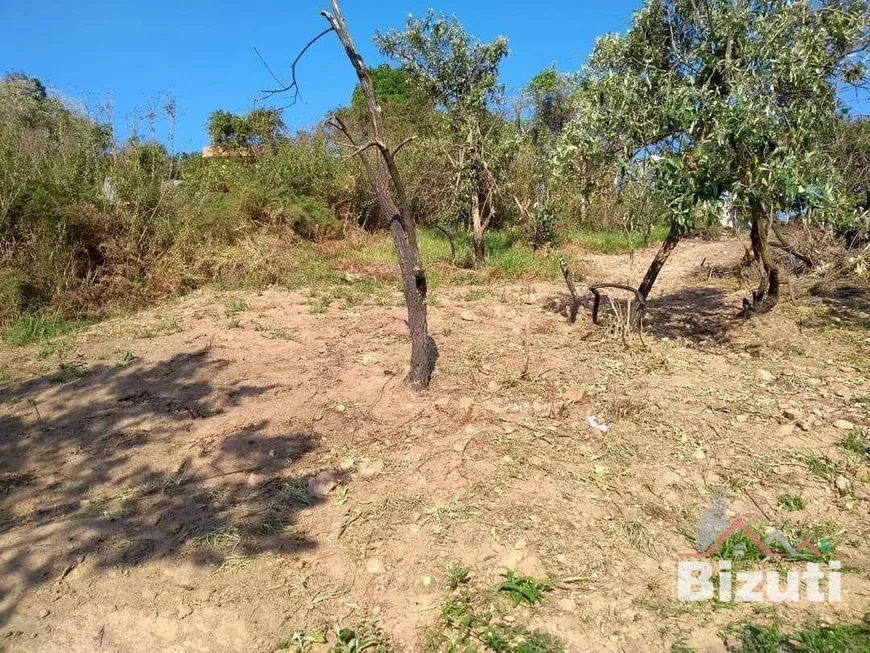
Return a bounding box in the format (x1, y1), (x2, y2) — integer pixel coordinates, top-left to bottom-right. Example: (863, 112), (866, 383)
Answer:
(559, 0), (868, 313)
(525, 67), (577, 145)
(376, 11), (513, 260)
(207, 108), (285, 151)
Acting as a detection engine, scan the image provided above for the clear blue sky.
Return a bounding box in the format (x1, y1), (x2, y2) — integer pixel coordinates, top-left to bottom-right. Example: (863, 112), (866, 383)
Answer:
(0, 1), (643, 152)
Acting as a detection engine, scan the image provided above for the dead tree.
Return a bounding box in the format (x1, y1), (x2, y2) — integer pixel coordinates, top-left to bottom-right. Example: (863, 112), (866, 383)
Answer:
(270, 1), (436, 388)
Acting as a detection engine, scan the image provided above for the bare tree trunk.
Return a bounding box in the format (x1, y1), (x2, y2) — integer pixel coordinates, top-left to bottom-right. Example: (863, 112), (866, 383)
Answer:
(637, 224), (681, 300)
(470, 190), (485, 261)
(323, 1), (436, 388)
(745, 206), (780, 315)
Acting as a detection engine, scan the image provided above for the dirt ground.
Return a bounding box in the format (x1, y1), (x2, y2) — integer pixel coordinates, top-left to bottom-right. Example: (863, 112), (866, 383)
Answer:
(1, 239), (868, 652)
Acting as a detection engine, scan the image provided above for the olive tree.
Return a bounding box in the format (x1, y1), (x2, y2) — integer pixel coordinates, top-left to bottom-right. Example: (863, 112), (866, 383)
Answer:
(375, 12), (511, 261)
(559, 0), (868, 313)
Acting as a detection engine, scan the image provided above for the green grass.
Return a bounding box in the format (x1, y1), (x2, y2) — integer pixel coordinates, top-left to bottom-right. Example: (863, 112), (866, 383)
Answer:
(36, 337), (76, 360)
(2, 314), (75, 346)
(777, 494), (806, 512)
(224, 299), (248, 318)
(446, 563), (471, 590)
(838, 429), (869, 462)
(566, 224), (669, 254)
(51, 363), (87, 384)
(498, 571), (552, 606)
(721, 615), (870, 652)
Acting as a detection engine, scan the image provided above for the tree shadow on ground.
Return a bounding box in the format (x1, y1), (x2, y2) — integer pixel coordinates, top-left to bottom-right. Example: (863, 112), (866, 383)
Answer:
(544, 286), (742, 345)
(0, 349), (340, 628)
(805, 283), (870, 331)
(645, 287), (741, 344)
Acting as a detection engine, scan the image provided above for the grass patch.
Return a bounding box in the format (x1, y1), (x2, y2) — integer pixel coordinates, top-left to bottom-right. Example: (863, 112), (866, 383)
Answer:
(224, 299), (248, 318)
(446, 563), (471, 590)
(135, 316), (181, 339)
(193, 525), (241, 556)
(2, 314), (75, 346)
(497, 571), (552, 607)
(838, 428), (869, 462)
(792, 451), (843, 482)
(721, 615), (870, 652)
(566, 224), (669, 254)
(51, 363), (87, 384)
(777, 494), (806, 512)
(36, 337), (76, 360)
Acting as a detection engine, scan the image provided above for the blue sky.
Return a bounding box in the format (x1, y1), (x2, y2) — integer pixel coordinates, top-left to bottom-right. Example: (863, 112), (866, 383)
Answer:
(0, 1), (643, 151)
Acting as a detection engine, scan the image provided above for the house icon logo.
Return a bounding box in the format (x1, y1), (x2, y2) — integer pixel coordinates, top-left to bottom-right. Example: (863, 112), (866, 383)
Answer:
(675, 489), (842, 604)
(686, 487), (827, 560)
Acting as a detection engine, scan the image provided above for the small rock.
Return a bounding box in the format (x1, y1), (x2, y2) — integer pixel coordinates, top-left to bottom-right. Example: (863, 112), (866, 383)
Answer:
(246, 473), (265, 488)
(339, 457), (356, 472)
(361, 353), (379, 366)
(460, 311), (477, 322)
(176, 603), (193, 619)
(796, 420), (810, 432)
(693, 449), (707, 461)
(408, 523), (421, 533)
(365, 558), (385, 574)
(565, 387), (587, 403)
(334, 403), (346, 413)
(360, 460), (385, 477)
(502, 549), (524, 569)
(755, 369), (776, 382)
(514, 539), (527, 551)
(556, 554), (568, 565)
(783, 409), (802, 421)
(38, 609), (50, 619)
(414, 576), (435, 595)
(529, 455), (543, 466)
(307, 471), (338, 499)
(834, 419), (855, 430)
(835, 476), (852, 494)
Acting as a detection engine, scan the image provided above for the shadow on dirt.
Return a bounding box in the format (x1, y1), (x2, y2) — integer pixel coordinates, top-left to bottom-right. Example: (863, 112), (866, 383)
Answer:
(544, 285), (741, 345)
(806, 283), (870, 331)
(0, 349), (337, 627)
(645, 286), (740, 343)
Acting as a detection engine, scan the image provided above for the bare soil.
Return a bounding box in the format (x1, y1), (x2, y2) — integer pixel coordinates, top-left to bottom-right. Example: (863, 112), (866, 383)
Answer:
(1, 239), (868, 652)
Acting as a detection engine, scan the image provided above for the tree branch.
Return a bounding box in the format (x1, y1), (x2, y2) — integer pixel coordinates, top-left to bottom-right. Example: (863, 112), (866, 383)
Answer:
(392, 136), (418, 157)
(259, 27), (335, 102)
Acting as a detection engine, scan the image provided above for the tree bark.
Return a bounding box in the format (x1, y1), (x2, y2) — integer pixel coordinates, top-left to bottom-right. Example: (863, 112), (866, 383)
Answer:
(470, 190), (485, 261)
(637, 223), (681, 300)
(323, 1), (436, 388)
(745, 206), (780, 315)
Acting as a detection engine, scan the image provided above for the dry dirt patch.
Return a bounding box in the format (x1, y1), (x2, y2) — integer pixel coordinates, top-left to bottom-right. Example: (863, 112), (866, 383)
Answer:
(1, 240), (868, 651)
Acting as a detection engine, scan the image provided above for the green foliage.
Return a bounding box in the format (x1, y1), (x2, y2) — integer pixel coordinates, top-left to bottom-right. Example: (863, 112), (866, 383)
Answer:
(2, 314), (74, 346)
(558, 0), (869, 233)
(721, 615), (870, 653)
(777, 494), (806, 512)
(207, 108), (284, 150)
(376, 11), (518, 255)
(839, 428), (870, 462)
(497, 571), (551, 607)
(434, 588), (562, 652)
(446, 563), (471, 590)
